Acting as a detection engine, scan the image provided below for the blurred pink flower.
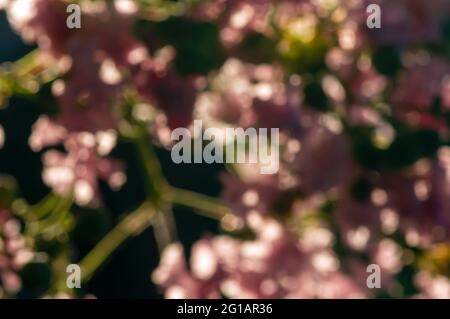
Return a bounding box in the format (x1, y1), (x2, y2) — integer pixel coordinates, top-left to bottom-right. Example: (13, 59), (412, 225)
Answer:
(196, 59), (299, 130)
(392, 56), (449, 112)
(334, 148), (450, 250)
(349, 67), (386, 103)
(293, 122), (354, 195)
(6, 0), (70, 57)
(7, 0), (147, 133)
(133, 56), (196, 130)
(0, 210), (35, 297)
(415, 271), (450, 299)
(41, 131), (125, 206)
(390, 55), (450, 131)
(191, 0), (314, 46)
(380, 151), (450, 247)
(152, 240), (227, 299)
(154, 219), (365, 299)
(349, 0), (450, 46)
(220, 172), (280, 222)
(335, 195), (382, 251)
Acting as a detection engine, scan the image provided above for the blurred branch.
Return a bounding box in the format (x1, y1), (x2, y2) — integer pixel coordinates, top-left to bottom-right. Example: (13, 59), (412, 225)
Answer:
(29, 195), (73, 238)
(0, 50), (57, 106)
(167, 187), (230, 220)
(135, 0), (199, 20)
(76, 201), (157, 286)
(133, 125), (229, 220)
(152, 209), (177, 253)
(63, 118), (232, 289)
(12, 50), (47, 78)
(134, 126), (171, 201)
(49, 200), (158, 293)
(133, 126), (178, 250)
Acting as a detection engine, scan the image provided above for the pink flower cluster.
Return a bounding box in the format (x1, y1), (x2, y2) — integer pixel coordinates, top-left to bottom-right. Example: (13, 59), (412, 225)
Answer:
(391, 56), (450, 132)
(30, 117), (125, 206)
(153, 218), (365, 299)
(2, 0), (450, 298)
(153, 0), (450, 298)
(0, 210), (35, 297)
(4, 0), (196, 205)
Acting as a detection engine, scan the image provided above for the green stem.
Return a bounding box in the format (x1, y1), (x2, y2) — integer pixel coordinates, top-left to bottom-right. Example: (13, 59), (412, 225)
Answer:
(134, 128), (170, 201)
(167, 187), (230, 220)
(53, 126), (230, 290)
(13, 50), (45, 77)
(133, 125), (230, 221)
(133, 128), (178, 250)
(152, 210), (176, 253)
(77, 201), (156, 285)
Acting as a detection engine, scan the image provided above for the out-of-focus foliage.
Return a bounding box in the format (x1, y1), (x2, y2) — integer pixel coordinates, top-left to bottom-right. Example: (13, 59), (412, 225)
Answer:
(0, 0), (449, 299)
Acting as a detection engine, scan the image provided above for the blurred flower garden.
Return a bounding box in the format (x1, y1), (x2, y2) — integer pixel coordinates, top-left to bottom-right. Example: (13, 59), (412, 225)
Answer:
(0, 0), (450, 299)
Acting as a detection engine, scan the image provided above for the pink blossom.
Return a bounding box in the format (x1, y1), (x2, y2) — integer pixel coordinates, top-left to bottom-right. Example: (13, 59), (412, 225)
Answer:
(37, 129), (125, 206)
(380, 151), (450, 246)
(390, 55), (450, 131)
(152, 240), (226, 299)
(415, 271), (450, 299)
(349, 0), (450, 47)
(154, 219), (366, 299)
(7, 0), (147, 133)
(191, 0), (315, 46)
(349, 67), (386, 103)
(293, 122), (354, 195)
(0, 210), (35, 297)
(133, 57), (196, 130)
(196, 59), (299, 130)
(220, 172), (279, 222)
(392, 56), (449, 112)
